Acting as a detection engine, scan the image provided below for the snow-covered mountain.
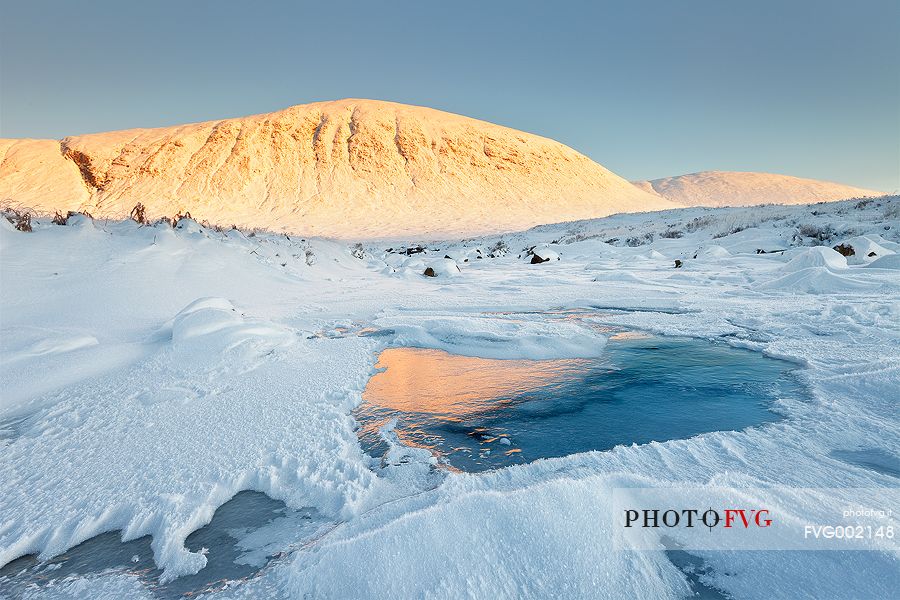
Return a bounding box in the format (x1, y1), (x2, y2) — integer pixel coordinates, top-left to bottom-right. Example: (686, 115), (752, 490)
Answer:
(0, 99), (675, 238)
(633, 170), (885, 207)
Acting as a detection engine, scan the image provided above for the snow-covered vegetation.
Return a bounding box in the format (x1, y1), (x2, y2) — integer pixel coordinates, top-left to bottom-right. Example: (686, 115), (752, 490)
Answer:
(1, 196), (898, 598)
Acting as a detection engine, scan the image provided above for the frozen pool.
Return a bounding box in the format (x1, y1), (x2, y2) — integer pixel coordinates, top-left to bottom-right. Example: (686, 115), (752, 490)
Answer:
(0, 321), (808, 596)
(355, 330), (805, 472)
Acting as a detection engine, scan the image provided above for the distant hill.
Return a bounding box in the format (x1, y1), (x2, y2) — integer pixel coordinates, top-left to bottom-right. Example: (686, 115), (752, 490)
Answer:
(633, 171), (884, 207)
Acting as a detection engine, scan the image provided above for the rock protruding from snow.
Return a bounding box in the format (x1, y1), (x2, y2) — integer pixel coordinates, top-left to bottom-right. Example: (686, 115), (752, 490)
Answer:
(529, 245), (560, 264)
(0, 99), (675, 238)
(633, 171), (883, 208)
(832, 236), (894, 265)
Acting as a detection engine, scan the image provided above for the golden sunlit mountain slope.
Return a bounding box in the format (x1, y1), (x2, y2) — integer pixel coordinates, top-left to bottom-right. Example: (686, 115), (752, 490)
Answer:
(1, 99), (675, 238)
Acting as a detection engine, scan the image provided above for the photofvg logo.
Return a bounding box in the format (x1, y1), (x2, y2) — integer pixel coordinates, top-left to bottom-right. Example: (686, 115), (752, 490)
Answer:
(624, 507), (772, 530)
(612, 487), (899, 551)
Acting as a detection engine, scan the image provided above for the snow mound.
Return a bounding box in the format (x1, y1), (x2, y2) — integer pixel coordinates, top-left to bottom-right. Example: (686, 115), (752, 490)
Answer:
(399, 256), (426, 269)
(63, 213), (95, 228)
(155, 297), (296, 358)
(169, 296), (235, 320)
(174, 217), (203, 235)
(863, 234), (900, 253)
(781, 246), (847, 272)
(694, 244), (731, 259)
(422, 258), (460, 278)
(864, 254), (900, 270)
(756, 267), (879, 294)
(592, 270), (656, 284)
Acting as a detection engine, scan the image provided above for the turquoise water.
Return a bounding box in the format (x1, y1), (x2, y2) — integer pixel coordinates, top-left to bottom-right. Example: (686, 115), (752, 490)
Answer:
(355, 332), (805, 472)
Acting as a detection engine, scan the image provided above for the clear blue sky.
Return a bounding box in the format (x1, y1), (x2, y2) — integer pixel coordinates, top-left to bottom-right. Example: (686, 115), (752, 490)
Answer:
(1, 0), (897, 191)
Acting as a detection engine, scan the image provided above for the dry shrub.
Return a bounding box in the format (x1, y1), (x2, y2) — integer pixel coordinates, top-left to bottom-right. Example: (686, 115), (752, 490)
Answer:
(351, 243), (367, 259)
(2, 208), (32, 232)
(884, 201), (900, 220)
(130, 203), (148, 225)
(173, 211), (192, 227)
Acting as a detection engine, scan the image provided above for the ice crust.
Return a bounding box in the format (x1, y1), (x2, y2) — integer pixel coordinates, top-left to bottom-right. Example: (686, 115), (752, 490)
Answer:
(373, 313), (608, 360)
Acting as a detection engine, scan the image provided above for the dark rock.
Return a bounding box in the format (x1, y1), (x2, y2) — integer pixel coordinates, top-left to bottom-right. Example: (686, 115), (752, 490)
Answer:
(674, 260), (683, 268)
(832, 243), (855, 257)
(527, 245), (560, 263)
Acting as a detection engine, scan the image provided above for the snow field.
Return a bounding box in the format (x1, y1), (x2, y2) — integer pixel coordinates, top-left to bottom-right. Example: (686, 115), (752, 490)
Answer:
(1, 196), (898, 598)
